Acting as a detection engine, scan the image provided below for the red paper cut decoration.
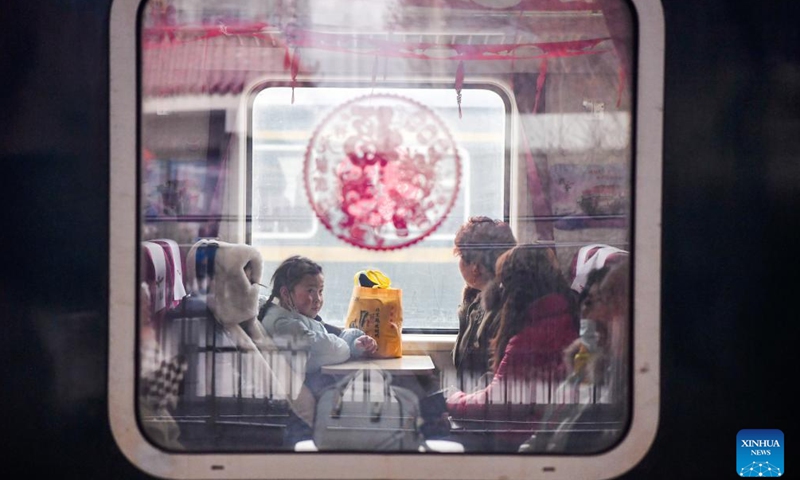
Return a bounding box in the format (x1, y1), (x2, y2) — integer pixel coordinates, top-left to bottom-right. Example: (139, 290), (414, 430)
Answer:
(304, 94), (461, 251)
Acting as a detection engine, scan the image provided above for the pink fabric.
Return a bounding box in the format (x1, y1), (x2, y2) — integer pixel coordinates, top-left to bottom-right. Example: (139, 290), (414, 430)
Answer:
(447, 293), (576, 419)
(142, 241), (168, 315)
(151, 239), (187, 307)
(142, 240), (188, 318)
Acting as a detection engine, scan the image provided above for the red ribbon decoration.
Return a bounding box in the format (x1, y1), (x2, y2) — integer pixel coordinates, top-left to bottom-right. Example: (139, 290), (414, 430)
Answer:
(141, 23), (611, 100)
(616, 65), (626, 108)
(532, 58), (548, 114)
(455, 60), (464, 119)
(283, 45), (291, 71)
(290, 48), (299, 104)
(143, 23), (609, 63)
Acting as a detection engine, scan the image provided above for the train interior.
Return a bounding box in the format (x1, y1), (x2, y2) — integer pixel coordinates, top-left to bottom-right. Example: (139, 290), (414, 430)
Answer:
(133, 0), (643, 457)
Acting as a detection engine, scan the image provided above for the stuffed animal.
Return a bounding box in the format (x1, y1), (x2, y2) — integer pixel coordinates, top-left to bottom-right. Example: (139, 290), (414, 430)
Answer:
(183, 240), (324, 425)
(185, 239), (273, 351)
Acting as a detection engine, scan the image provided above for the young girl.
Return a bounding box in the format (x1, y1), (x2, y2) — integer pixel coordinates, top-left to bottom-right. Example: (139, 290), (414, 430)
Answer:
(258, 255), (377, 445)
(259, 255), (377, 373)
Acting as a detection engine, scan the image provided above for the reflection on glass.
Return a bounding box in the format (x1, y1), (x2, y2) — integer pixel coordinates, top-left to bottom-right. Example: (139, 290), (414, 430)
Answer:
(137, 0), (634, 456)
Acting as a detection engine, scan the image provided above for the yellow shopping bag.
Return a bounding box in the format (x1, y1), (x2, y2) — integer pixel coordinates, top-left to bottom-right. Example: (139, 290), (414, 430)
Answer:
(344, 271), (403, 358)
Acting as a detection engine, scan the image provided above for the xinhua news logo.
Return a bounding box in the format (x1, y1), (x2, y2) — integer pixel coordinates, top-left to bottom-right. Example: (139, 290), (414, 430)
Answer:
(737, 429), (784, 477)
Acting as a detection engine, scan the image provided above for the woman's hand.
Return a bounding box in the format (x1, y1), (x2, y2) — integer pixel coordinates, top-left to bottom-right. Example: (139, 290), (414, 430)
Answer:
(442, 385), (461, 401)
(354, 335), (378, 356)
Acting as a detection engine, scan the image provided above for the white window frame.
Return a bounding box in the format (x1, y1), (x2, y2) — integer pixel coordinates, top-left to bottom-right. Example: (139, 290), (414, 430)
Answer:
(109, 0), (663, 477)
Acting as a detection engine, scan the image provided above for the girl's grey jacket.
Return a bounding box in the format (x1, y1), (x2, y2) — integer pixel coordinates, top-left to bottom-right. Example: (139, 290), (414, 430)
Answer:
(260, 301), (364, 373)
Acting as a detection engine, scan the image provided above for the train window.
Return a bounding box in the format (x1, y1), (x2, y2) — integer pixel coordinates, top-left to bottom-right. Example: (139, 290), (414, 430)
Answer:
(249, 86), (507, 331)
(110, 0), (663, 479)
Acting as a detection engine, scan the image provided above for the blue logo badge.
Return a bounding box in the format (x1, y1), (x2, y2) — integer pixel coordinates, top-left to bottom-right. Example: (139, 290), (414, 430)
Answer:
(737, 429), (784, 477)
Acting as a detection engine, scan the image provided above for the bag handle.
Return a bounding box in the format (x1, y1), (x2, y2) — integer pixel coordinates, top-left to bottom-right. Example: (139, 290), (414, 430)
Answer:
(353, 270), (392, 289)
(327, 368), (395, 420)
(372, 369), (393, 422)
(328, 370), (358, 418)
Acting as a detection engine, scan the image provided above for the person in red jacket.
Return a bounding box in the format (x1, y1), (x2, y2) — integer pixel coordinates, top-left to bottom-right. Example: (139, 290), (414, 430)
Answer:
(446, 244), (578, 451)
(516, 256), (631, 454)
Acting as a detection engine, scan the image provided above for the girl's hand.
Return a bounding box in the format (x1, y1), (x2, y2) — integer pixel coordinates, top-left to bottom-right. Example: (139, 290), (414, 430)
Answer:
(354, 335), (378, 355)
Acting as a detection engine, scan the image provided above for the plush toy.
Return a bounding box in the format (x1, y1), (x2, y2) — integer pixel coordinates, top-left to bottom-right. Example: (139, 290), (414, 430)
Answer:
(185, 239), (273, 351)
(183, 240), (324, 426)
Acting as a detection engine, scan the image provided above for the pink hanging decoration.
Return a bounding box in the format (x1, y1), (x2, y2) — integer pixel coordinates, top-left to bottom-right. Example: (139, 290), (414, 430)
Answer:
(283, 46), (291, 70)
(290, 48), (299, 104)
(455, 60), (465, 119)
(141, 22), (609, 58)
(532, 58), (548, 113)
(616, 65), (626, 108)
(509, 10), (522, 92)
(304, 94), (462, 251)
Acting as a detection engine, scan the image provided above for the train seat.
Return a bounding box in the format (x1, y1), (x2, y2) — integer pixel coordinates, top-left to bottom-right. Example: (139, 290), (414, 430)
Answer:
(138, 238), (311, 449)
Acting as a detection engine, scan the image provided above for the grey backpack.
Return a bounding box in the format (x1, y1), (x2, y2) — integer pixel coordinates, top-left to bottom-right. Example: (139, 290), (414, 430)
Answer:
(313, 369), (424, 452)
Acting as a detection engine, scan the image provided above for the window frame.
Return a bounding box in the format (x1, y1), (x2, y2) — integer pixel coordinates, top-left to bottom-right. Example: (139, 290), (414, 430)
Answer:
(244, 80), (513, 332)
(109, 0), (663, 477)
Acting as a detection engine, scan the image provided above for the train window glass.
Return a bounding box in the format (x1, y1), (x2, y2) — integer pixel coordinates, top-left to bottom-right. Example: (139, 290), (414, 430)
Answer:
(110, 0), (662, 479)
(250, 86), (506, 330)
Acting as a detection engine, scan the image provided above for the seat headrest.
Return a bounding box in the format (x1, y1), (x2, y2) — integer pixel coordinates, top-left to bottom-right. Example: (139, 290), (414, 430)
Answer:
(569, 244), (628, 293)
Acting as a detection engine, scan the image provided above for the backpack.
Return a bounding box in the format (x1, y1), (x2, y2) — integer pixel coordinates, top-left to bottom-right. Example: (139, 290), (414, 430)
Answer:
(313, 369), (424, 452)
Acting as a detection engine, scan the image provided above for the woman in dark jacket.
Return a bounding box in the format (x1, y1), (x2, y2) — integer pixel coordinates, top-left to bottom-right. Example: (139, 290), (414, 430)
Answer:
(452, 217), (517, 390)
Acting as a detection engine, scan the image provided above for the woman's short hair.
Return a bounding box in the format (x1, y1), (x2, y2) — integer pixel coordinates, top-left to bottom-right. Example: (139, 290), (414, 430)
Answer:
(453, 216), (517, 276)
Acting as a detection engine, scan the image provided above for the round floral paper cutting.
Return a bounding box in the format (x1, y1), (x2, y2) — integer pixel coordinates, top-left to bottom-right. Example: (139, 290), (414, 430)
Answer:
(304, 94), (461, 251)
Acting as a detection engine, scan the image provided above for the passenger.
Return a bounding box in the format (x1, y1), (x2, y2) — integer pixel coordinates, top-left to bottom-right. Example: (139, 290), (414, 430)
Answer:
(580, 257), (630, 403)
(570, 243), (628, 334)
(563, 244), (629, 382)
(519, 256), (631, 454)
(452, 216), (517, 390)
(568, 244), (628, 295)
(445, 245), (578, 450)
(258, 255), (377, 445)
